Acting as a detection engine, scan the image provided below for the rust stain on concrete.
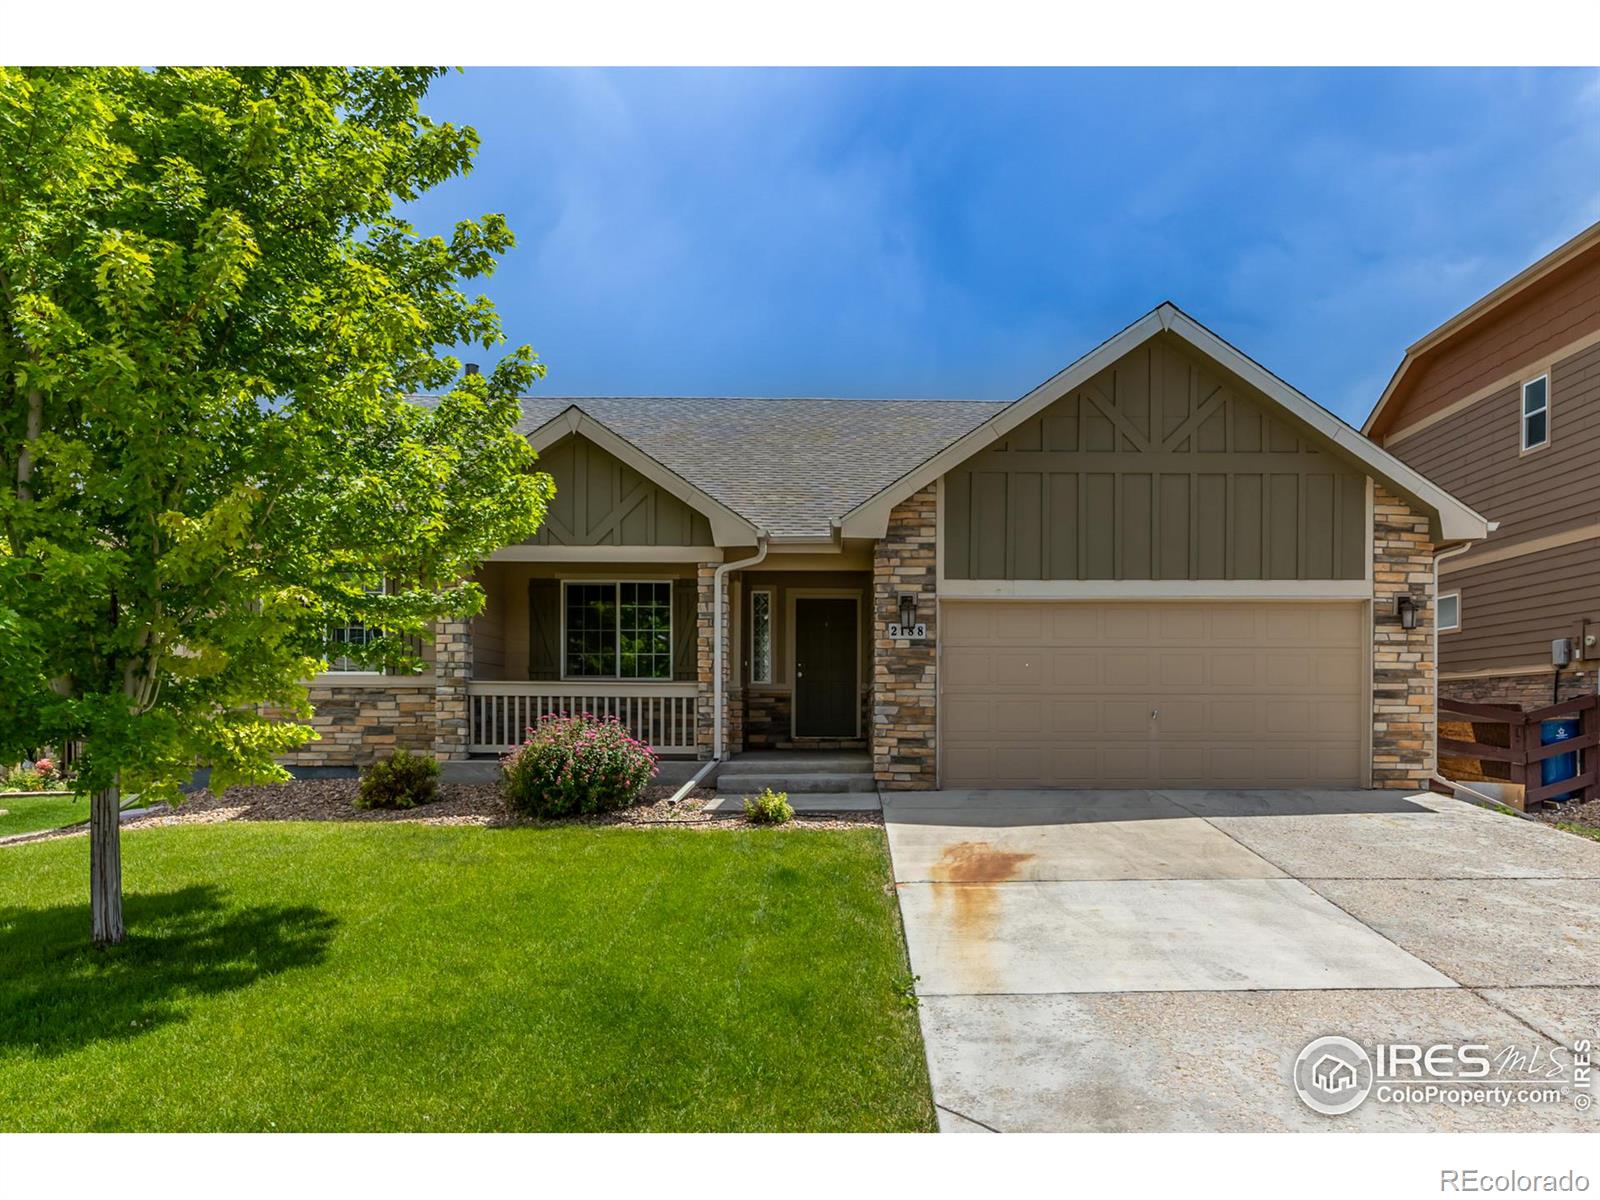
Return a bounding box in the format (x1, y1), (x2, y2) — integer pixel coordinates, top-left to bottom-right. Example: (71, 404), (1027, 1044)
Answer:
(929, 841), (1035, 992)
(931, 841), (1035, 884)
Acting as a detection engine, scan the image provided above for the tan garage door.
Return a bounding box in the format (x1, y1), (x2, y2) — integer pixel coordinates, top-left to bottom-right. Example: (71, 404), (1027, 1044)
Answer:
(940, 601), (1367, 788)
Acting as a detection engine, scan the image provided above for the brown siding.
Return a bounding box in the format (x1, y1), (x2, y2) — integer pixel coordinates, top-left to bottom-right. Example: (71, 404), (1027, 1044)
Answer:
(1441, 539), (1600, 675)
(942, 334), (1367, 580)
(1392, 340), (1600, 543)
(1385, 242), (1600, 434)
(525, 434), (715, 547)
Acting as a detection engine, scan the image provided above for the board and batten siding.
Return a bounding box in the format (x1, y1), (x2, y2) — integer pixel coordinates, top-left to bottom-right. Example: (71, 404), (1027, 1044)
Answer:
(522, 433), (716, 547)
(942, 335), (1368, 581)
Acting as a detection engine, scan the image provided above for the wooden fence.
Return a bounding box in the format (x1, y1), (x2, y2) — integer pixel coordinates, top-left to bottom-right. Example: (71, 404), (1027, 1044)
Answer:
(1439, 693), (1598, 807)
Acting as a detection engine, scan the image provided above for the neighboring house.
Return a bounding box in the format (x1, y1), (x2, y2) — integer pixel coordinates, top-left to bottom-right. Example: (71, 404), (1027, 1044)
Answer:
(1363, 219), (1600, 710)
(287, 303), (1486, 791)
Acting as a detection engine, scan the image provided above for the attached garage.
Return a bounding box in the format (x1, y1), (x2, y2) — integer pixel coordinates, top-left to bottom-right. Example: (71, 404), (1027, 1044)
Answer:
(842, 303), (1490, 793)
(939, 600), (1367, 788)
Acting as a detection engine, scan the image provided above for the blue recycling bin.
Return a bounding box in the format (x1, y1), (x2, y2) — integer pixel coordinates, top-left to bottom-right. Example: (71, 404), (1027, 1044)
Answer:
(1540, 718), (1581, 802)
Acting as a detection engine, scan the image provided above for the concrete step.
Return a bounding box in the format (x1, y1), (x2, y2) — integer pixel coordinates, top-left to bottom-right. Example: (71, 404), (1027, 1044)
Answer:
(705, 792), (881, 815)
(719, 753), (871, 775)
(714, 771), (877, 794)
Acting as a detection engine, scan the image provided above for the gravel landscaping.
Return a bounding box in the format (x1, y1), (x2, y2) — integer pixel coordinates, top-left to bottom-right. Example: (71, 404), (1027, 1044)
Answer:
(1531, 794), (1600, 839)
(1, 777), (880, 845)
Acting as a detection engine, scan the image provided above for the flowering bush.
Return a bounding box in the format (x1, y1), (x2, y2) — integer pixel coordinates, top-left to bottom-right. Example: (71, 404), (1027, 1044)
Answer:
(2, 758), (68, 792)
(501, 713), (658, 818)
(1, 765), (49, 792)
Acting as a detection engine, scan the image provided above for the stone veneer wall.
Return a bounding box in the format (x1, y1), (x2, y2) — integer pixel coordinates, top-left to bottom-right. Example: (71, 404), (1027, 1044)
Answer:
(695, 562), (726, 759)
(433, 618), (472, 761)
(743, 690), (790, 748)
(279, 681), (437, 768)
(1441, 672), (1593, 710)
(1371, 485), (1437, 791)
(872, 485), (938, 789)
(279, 616), (471, 769)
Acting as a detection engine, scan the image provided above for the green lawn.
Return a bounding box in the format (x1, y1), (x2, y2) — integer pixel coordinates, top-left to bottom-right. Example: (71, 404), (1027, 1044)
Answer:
(0, 821), (933, 1132)
(0, 792), (87, 839)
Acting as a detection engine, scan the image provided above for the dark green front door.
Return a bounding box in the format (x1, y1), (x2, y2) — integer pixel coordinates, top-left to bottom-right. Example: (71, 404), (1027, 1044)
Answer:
(794, 597), (858, 737)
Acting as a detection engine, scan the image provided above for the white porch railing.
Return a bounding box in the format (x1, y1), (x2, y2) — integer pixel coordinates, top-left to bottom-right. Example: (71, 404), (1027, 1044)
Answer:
(466, 681), (700, 756)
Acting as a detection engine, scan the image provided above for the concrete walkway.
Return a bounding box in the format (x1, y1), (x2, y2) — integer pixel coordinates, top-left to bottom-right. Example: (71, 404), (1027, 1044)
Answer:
(883, 789), (1600, 1132)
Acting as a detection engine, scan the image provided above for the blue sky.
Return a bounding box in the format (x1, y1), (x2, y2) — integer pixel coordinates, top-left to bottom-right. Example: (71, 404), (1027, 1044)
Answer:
(404, 68), (1600, 425)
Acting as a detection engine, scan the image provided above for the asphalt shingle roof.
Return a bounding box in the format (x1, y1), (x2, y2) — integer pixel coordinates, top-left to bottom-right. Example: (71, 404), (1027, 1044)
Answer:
(514, 397), (1009, 538)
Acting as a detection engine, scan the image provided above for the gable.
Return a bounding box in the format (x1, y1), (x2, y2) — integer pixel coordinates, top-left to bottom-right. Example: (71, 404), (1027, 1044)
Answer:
(943, 335), (1368, 580)
(1364, 222), (1600, 441)
(840, 303), (1487, 544)
(524, 434), (716, 548)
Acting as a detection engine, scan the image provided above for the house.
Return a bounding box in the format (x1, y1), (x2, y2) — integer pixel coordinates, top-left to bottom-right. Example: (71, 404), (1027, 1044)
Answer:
(1364, 219), (1600, 710)
(287, 303), (1486, 791)
(1311, 1054), (1359, 1094)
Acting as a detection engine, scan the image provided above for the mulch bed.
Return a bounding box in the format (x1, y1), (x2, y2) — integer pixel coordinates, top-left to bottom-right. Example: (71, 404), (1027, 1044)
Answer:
(3, 779), (879, 844)
(1528, 794), (1600, 834)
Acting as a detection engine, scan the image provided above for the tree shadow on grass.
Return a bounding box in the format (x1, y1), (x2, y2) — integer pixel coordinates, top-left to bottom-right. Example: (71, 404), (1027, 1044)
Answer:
(0, 884), (336, 1057)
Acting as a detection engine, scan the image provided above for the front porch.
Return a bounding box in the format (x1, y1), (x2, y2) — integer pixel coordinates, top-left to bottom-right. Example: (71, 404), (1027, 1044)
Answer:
(287, 487), (940, 787)
(465, 680), (699, 757)
(460, 556), (877, 759)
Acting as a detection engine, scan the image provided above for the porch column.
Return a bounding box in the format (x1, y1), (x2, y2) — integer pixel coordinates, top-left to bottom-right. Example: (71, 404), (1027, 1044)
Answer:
(873, 484), (938, 789)
(727, 576), (745, 754)
(695, 562), (721, 759)
(434, 617), (472, 761)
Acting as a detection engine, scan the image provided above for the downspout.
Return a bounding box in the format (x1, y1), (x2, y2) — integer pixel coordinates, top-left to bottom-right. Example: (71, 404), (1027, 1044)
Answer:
(1431, 524), (1495, 788)
(714, 535), (769, 761)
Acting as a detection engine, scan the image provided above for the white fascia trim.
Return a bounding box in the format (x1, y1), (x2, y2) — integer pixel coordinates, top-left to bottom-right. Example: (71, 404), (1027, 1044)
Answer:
(938, 579), (1373, 601)
(488, 545), (723, 563)
(525, 405), (762, 547)
(839, 303), (1490, 544)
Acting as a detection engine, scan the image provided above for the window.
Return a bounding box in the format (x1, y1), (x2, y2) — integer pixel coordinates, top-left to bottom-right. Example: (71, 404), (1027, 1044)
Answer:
(750, 590), (773, 684)
(563, 581), (672, 679)
(1522, 376), (1549, 451)
(1438, 592), (1460, 633)
(327, 584), (385, 672)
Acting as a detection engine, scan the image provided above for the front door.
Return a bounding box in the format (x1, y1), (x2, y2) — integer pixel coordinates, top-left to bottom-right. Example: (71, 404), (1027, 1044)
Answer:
(793, 597), (858, 738)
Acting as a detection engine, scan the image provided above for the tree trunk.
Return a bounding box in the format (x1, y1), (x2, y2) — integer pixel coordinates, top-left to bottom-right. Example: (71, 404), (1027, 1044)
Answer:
(90, 781), (124, 946)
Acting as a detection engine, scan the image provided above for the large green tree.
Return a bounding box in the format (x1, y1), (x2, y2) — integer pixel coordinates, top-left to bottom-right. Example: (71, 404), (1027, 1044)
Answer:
(0, 67), (552, 944)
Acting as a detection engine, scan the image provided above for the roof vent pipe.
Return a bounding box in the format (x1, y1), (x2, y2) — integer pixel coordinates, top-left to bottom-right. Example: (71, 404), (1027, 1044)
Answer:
(464, 363), (480, 376)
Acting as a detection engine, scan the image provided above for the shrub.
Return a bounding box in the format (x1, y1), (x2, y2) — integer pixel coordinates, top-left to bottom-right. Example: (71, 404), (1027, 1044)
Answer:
(356, 748), (440, 810)
(501, 713), (657, 818)
(743, 787), (793, 826)
(1, 765), (49, 793)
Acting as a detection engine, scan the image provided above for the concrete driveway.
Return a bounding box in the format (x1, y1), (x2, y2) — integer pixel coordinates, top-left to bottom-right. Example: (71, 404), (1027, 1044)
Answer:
(884, 789), (1600, 1132)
